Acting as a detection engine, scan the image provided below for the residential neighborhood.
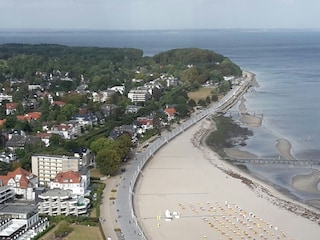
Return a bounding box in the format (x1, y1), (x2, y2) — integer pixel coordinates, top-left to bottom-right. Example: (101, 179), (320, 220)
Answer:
(0, 45), (242, 239)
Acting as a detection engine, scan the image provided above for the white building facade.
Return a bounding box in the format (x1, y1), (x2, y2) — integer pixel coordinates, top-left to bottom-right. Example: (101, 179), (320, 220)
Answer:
(38, 189), (90, 216)
(49, 170), (90, 196)
(31, 155), (79, 186)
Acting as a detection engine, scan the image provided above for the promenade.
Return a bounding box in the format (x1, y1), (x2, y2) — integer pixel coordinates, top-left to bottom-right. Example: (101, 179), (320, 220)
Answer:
(113, 74), (255, 239)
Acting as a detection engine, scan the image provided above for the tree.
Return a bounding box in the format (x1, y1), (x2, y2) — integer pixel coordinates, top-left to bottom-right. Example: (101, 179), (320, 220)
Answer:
(187, 99), (196, 107)
(175, 104), (190, 118)
(61, 104), (78, 120)
(198, 99), (207, 107)
(114, 133), (132, 159)
(96, 149), (121, 175)
(4, 116), (17, 129)
(40, 96), (50, 122)
(206, 96), (211, 105)
(219, 80), (232, 94)
(16, 120), (32, 133)
(90, 137), (114, 155)
(49, 134), (65, 148)
(210, 70), (224, 83)
(211, 94), (219, 102)
(152, 87), (162, 101)
(15, 149), (33, 170)
(180, 67), (200, 85)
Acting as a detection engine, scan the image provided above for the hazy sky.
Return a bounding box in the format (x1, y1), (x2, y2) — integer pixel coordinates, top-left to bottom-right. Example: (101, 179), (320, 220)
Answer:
(0, 0), (319, 30)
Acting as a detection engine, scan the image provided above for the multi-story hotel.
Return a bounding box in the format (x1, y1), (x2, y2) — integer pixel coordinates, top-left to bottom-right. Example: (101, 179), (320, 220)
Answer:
(31, 155), (79, 186)
(38, 189), (90, 216)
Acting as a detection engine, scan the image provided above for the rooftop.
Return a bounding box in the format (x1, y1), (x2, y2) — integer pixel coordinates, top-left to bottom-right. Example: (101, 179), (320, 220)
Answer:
(40, 189), (72, 197)
(0, 203), (38, 215)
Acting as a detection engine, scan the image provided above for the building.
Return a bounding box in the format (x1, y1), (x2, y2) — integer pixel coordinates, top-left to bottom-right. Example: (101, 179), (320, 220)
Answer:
(164, 107), (177, 122)
(137, 117), (154, 130)
(73, 148), (94, 167)
(0, 186), (14, 204)
(31, 155), (79, 186)
(49, 170), (90, 196)
(38, 189), (90, 216)
(48, 122), (81, 139)
(36, 132), (52, 147)
(0, 93), (13, 103)
(17, 112), (41, 122)
(0, 203), (48, 239)
(127, 89), (151, 103)
(125, 105), (142, 114)
(5, 103), (17, 115)
(109, 85), (125, 94)
(5, 135), (42, 152)
(0, 167), (38, 200)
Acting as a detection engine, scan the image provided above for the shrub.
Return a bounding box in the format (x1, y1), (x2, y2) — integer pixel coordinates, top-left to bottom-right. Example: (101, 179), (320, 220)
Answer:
(54, 220), (73, 238)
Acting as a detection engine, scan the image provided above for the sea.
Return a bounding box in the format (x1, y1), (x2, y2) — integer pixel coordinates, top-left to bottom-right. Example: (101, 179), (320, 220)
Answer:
(1, 29), (320, 208)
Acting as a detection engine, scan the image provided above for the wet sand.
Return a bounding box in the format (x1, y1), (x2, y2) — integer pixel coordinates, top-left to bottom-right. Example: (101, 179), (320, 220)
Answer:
(133, 71), (320, 239)
(134, 118), (320, 240)
(292, 170), (320, 194)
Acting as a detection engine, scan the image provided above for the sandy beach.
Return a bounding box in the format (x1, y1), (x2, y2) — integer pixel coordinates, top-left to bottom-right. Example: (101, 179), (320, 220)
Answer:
(130, 71), (320, 240)
(134, 117), (320, 239)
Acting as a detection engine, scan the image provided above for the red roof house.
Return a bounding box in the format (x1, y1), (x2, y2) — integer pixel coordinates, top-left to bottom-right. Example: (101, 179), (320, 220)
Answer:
(5, 103), (17, 115)
(0, 167), (38, 200)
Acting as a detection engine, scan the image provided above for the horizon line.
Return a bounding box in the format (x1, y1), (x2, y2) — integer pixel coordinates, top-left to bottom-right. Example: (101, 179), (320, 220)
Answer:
(1, 27), (320, 32)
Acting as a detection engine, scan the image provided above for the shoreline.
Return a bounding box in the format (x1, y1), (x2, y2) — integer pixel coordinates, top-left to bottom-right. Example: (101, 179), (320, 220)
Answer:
(221, 73), (320, 208)
(133, 70), (320, 240)
(134, 117), (320, 240)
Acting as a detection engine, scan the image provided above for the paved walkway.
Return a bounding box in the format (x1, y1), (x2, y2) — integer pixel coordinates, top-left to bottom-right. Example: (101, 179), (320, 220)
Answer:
(100, 176), (121, 240)
(101, 76), (253, 239)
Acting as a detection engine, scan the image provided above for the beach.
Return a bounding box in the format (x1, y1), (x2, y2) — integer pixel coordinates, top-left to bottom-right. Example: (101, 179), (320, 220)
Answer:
(134, 117), (320, 239)
(133, 71), (320, 239)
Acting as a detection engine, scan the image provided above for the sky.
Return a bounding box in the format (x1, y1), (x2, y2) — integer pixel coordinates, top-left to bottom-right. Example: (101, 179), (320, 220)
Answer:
(0, 0), (319, 30)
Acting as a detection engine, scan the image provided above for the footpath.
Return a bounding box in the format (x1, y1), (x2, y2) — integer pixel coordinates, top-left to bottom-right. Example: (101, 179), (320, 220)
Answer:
(99, 176), (121, 240)
(98, 71), (255, 240)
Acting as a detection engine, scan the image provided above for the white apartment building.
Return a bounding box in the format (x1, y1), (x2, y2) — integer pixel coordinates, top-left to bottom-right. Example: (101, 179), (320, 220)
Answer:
(38, 189), (90, 216)
(31, 155), (79, 186)
(127, 89), (151, 103)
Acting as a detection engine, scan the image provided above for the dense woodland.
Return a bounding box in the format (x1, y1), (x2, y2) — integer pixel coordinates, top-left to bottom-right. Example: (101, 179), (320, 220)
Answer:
(0, 44), (242, 175)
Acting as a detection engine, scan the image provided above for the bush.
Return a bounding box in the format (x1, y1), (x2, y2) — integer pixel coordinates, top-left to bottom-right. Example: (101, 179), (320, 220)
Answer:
(54, 220), (73, 238)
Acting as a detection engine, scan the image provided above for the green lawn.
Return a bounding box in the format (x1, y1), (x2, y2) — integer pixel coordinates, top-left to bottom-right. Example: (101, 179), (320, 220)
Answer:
(64, 224), (104, 240)
(90, 168), (104, 179)
(39, 223), (104, 240)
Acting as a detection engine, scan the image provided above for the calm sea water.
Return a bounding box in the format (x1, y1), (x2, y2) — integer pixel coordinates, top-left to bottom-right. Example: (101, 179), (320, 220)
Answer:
(1, 29), (320, 205)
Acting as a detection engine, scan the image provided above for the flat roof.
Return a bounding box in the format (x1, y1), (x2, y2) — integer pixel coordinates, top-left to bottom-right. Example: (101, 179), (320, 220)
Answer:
(40, 189), (72, 197)
(0, 204), (38, 214)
